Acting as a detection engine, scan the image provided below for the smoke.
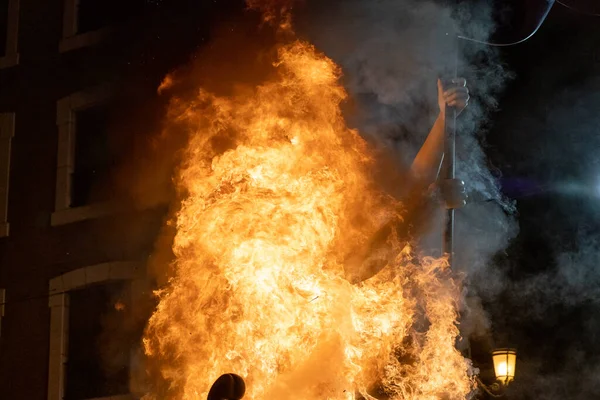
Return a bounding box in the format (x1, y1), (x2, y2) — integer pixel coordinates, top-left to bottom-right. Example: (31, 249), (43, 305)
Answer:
(291, 0), (519, 345)
(483, 72), (600, 398)
(498, 237), (600, 399)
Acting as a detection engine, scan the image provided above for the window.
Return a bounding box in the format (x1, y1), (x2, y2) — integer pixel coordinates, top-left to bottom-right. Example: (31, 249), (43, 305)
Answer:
(66, 282), (131, 399)
(0, 0), (19, 68)
(61, 0), (145, 53)
(54, 86), (117, 226)
(48, 262), (143, 400)
(0, 113), (14, 237)
(71, 104), (114, 208)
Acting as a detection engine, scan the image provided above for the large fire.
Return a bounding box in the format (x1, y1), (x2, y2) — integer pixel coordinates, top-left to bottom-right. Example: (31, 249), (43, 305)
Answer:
(143, 4), (473, 400)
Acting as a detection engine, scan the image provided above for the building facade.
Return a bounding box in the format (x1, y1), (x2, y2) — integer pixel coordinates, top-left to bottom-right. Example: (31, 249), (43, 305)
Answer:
(0, 1), (234, 399)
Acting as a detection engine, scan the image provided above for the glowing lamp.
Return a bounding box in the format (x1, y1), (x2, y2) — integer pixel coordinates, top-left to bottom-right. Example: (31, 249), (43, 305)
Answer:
(492, 348), (517, 385)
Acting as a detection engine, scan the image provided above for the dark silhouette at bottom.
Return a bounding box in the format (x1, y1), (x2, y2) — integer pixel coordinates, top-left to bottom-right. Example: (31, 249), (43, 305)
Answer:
(207, 374), (246, 400)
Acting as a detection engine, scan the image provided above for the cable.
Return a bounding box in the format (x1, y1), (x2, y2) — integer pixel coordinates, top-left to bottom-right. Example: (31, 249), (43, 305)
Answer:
(457, 0), (556, 47)
(556, 0), (600, 16)
(459, 0), (600, 47)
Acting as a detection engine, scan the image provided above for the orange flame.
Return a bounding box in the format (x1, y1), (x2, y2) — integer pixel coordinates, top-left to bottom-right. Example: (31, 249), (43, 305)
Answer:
(142, 9), (474, 400)
(246, 0), (298, 25)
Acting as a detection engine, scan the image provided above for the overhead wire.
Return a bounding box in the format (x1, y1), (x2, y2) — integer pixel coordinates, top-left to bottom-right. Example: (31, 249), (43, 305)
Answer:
(457, 0), (600, 48)
(556, 0), (600, 16)
(457, 0), (556, 47)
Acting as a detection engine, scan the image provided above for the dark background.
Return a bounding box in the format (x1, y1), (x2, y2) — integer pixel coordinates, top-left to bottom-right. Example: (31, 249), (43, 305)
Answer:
(485, 2), (600, 398)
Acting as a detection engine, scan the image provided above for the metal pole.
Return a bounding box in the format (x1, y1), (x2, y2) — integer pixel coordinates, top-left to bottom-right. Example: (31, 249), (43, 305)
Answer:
(442, 36), (459, 267)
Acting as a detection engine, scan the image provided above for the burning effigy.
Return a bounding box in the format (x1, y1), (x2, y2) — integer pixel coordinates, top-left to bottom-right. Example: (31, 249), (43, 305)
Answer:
(142, 2), (474, 399)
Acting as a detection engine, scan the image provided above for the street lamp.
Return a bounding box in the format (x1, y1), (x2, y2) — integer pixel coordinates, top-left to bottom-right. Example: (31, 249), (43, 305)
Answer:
(492, 348), (517, 385)
(475, 348), (517, 398)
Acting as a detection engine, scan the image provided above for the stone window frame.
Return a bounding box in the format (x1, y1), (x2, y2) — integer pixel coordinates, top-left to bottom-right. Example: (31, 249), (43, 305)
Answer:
(0, 0), (20, 69)
(0, 113), (15, 237)
(47, 261), (143, 400)
(0, 288), (5, 338)
(60, 0), (112, 53)
(53, 85), (115, 226)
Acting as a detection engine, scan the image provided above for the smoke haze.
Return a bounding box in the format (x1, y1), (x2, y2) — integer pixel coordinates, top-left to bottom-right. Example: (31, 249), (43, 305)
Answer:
(129, 1), (600, 398)
(293, 0), (519, 353)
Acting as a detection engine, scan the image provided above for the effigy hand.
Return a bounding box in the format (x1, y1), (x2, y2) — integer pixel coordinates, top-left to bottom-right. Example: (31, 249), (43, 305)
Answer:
(438, 78), (470, 116)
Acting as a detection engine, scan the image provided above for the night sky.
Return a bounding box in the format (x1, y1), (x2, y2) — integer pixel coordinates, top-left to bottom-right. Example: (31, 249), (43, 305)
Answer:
(484, 2), (600, 398)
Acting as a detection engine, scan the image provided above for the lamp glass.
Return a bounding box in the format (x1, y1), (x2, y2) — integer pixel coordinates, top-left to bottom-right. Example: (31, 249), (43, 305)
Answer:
(492, 348), (517, 384)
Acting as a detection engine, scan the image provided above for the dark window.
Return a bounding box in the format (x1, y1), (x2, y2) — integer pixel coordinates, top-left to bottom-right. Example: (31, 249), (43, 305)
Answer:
(72, 104), (117, 207)
(0, 0), (8, 57)
(66, 281), (132, 400)
(77, 0), (146, 34)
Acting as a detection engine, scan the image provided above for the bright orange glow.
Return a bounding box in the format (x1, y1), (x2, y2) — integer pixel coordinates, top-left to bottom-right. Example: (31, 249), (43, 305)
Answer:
(142, 6), (473, 400)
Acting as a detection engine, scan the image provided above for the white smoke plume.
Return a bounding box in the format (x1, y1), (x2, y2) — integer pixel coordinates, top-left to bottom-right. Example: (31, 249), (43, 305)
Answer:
(293, 0), (519, 343)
